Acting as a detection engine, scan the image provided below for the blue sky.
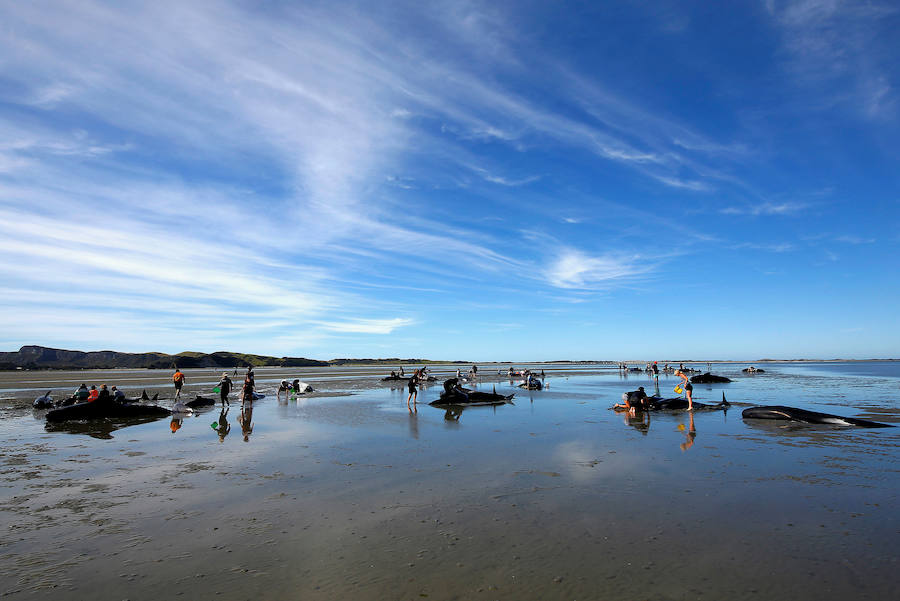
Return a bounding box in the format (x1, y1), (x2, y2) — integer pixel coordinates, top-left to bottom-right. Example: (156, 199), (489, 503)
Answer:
(0, 0), (898, 361)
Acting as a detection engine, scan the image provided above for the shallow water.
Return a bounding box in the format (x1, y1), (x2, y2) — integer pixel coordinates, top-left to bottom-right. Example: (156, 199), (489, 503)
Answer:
(0, 362), (897, 600)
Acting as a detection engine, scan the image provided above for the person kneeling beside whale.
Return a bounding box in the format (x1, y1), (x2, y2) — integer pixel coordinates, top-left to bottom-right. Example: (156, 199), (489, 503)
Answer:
(614, 387), (649, 414)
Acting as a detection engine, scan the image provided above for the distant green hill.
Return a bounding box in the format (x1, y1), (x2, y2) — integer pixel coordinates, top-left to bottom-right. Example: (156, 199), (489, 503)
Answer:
(0, 345), (328, 370)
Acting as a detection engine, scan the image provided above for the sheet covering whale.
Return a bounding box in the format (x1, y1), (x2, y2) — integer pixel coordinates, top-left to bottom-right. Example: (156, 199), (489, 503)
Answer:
(741, 405), (893, 428)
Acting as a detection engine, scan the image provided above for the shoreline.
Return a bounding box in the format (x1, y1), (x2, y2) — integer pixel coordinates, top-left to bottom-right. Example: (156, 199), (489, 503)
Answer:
(0, 365), (897, 601)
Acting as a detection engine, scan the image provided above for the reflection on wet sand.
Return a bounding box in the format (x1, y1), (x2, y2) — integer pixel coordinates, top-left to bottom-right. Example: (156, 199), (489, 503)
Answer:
(43, 415), (166, 439)
(407, 409), (419, 439)
(680, 412), (696, 451)
(623, 409), (650, 434)
(215, 406), (231, 442)
(442, 406), (463, 422)
(239, 402), (253, 442)
(4, 363), (899, 601)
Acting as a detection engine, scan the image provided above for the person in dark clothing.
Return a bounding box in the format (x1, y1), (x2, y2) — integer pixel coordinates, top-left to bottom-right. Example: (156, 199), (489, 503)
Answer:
(406, 373), (419, 409)
(111, 386), (127, 403)
(615, 387), (649, 413)
(96, 384), (111, 404)
(218, 373), (233, 405)
(443, 377), (460, 395)
(241, 375), (254, 404)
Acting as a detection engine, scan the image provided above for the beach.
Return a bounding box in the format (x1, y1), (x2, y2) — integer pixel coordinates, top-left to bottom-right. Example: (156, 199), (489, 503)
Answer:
(1, 362), (898, 600)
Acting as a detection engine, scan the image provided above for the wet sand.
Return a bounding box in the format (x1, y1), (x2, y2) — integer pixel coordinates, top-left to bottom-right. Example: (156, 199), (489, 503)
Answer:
(1, 363), (898, 600)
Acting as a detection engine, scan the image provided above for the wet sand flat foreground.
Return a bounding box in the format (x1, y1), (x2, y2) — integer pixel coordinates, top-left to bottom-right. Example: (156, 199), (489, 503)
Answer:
(1, 364), (898, 600)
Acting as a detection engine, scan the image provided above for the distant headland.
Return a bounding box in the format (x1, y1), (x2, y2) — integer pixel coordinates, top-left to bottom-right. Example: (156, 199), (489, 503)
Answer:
(0, 345), (472, 371)
(0, 346), (895, 370)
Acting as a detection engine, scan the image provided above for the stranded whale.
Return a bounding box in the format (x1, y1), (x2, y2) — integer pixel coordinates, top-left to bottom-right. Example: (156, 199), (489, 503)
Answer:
(741, 405), (893, 428)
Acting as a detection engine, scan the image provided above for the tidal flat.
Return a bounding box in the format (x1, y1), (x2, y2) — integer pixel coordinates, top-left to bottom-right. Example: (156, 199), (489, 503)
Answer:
(1, 362), (898, 600)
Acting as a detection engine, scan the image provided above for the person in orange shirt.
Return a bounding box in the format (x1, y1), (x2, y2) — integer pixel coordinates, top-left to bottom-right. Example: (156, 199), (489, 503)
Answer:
(173, 368), (185, 399)
(87, 385), (99, 402)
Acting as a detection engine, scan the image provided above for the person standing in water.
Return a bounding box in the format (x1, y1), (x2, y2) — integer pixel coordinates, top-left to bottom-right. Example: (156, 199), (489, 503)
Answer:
(241, 374), (254, 404)
(675, 369), (693, 410)
(173, 368), (185, 399)
(218, 372), (232, 405)
(406, 372), (419, 410)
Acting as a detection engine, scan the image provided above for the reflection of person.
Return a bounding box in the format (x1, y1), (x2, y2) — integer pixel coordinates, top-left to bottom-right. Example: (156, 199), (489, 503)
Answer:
(624, 410), (650, 434)
(239, 404), (253, 442)
(675, 370), (693, 410)
(173, 369), (185, 399)
(408, 407), (419, 436)
(170, 417), (182, 433)
(680, 412), (696, 451)
(406, 374), (419, 409)
(216, 406), (230, 442)
(443, 407), (463, 421)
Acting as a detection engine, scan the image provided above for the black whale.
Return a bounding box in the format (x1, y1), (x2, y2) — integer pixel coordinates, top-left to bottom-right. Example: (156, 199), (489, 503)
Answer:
(741, 405), (893, 428)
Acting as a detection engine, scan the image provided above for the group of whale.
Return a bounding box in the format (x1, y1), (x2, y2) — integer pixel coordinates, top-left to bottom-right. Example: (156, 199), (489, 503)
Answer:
(33, 368), (894, 429)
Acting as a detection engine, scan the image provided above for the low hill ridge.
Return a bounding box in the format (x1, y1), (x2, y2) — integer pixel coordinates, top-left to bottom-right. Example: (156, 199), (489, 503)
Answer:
(0, 345), (328, 370)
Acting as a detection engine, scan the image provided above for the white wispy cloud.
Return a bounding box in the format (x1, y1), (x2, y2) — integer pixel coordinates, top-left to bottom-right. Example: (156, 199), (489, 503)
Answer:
(765, 0), (899, 119)
(544, 248), (650, 289)
(731, 242), (795, 253)
(834, 235), (875, 244)
(317, 318), (415, 334)
(0, 0), (812, 357)
(720, 201), (808, 216)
